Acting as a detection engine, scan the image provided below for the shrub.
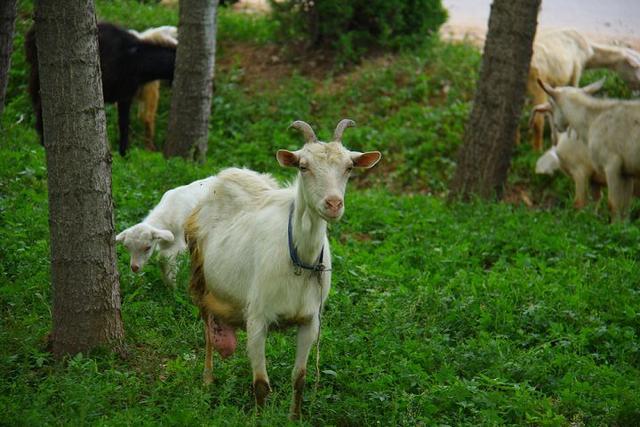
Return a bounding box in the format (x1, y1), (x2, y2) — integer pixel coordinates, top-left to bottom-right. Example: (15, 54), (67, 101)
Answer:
(270, 0), (448, 64)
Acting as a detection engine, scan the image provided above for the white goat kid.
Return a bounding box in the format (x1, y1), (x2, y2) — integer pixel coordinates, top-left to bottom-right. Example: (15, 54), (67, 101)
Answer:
(534, 78), (640, 221)
(534, 127), (606, 208)
(185, 119), (381, 419)
(116, 176), (216, 286)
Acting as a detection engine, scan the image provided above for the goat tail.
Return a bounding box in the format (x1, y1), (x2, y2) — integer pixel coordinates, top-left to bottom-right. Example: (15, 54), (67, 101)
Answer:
(185, 207), (207, 313)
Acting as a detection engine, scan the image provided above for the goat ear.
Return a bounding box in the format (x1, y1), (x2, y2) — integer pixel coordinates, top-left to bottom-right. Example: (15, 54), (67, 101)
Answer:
(583, 78), (605, 94)
(116, 231), (126, 243)
(537, 79), (557, 97)
(152, 229), (174, 243)
(352, 151), (382, 169)
(276, 150), (299, 167)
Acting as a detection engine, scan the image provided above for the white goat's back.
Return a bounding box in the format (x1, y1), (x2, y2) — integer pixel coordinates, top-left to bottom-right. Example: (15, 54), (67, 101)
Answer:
(206, 168), (279, 217)
(147, 176), (217, 231)
(531, 29), (593, 86)
(136, 25), (178, 47)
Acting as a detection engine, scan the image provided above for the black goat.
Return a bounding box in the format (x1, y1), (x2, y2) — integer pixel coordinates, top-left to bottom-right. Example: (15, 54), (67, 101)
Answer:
(26, 22), (176, 156)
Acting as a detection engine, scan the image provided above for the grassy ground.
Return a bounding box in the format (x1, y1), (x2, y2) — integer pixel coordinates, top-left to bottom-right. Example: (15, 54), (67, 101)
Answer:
(2, 1), (640, 425)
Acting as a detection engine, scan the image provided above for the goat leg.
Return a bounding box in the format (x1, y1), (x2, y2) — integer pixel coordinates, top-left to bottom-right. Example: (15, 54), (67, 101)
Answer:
(289, 317), (319, 420)
(202, 311), (215, 385)
(247, 317), (270, 407)
(117, 97), (132, 156)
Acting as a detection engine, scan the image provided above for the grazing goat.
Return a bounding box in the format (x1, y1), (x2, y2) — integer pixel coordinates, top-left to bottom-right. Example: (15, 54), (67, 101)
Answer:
(117, 176), (217, 287)
(130, 26), (178, 150)
(527, 29), (640, 151)
(185, 119), (381, 419)
(587, 43), (640, 91)
(26, 22), (176, 156)
(534, 78), (640, 221)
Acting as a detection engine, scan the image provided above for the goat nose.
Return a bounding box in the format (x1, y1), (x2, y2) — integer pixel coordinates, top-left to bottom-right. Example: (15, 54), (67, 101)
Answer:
(325, 197), (343, 211)
(131, 264), (139, 273)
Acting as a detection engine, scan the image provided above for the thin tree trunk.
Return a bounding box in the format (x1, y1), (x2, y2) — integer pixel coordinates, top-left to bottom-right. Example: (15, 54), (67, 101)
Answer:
(34, 0), (124, 358)
(448, 0), (540, 200)
(164, 0), (218, 161)
(0, 0), (17, 118)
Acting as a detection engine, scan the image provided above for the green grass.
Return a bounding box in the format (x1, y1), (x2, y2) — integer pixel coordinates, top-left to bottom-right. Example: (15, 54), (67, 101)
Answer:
(2, 1), (640, 425)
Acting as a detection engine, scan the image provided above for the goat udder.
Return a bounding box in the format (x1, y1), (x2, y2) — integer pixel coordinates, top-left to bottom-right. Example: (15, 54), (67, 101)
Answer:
(210, 319), (237, 358)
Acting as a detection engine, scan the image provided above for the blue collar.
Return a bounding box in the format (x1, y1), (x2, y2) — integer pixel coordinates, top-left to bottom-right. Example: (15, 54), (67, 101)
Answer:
(287, 203), (326, 275)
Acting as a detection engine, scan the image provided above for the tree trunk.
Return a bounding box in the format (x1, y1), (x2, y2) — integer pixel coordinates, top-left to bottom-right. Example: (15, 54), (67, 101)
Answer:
(164, 0), (218, 161)
(448, 0), (540, 200)
(0, 0), (17, 118)
(34, 0), (124, 358)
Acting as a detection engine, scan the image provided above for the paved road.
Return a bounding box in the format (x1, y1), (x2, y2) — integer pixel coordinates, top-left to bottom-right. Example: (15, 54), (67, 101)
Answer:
(441, 0), (640, 48)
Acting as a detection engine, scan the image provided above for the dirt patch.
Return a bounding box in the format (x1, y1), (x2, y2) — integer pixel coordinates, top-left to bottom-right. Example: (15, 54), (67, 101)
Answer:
(216, 41), (349, 93)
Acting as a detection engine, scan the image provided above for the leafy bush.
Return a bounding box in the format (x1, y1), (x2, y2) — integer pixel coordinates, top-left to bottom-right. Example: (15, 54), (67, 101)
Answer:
(271, 0), (448, 64)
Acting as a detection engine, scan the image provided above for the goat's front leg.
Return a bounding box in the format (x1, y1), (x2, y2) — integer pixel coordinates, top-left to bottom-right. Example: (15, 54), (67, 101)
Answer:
(159, 253), (178, 288)
(572, 169), (590, 209)
(289, 316), (319, 420)
(246, 316), (270, 407)
(117, 97), (132, 156)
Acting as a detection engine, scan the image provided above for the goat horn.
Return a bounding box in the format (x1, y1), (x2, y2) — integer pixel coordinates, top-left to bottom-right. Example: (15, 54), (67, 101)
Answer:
(289, 120), (318, 144)
(529, 103), (551, 129)
(333, 119), (356, 142)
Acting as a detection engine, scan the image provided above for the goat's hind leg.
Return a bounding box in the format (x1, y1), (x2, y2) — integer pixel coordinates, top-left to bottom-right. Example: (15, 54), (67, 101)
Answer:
(289, 316), (319, 420)
(202, 311), (215, 385)
(605, 158), (633, 222)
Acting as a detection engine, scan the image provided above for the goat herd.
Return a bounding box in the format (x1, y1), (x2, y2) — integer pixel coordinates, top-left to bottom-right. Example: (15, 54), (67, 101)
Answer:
(24, 20), (640, 419)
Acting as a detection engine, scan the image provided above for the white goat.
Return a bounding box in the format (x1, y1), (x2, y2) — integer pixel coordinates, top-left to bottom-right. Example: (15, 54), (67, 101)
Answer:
(534, 78), (640, 221)
(587, 42), (640, 91)
(116, 176), (217, 286)
(527, 29), (640, 151)
(185, 119), (381, 419)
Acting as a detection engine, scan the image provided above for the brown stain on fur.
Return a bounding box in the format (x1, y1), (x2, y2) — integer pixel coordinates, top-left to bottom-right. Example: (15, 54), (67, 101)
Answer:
(185, 207), (206, 313)
(185, 207), (245, 326)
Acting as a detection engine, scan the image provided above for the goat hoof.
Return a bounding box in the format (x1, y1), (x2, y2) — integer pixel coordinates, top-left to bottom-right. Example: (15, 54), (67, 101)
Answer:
(289, 371), (305, 419)
(289, 411), (301, 421)
(253, 379), (271, 407)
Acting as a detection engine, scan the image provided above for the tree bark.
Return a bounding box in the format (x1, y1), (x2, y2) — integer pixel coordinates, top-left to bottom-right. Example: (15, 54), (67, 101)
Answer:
(448, 0), (541, 200)
(0, 0), (17, 118)
(164, 0), (218, 161)
(34, 0), (124, 358)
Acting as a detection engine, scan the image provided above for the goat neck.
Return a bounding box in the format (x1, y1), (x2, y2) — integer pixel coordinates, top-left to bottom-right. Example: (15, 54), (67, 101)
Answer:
(290, 179), (327, 266)
(556, 92), (613, 138)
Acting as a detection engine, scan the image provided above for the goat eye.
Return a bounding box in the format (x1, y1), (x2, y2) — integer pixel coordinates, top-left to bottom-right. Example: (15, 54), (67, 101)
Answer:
(299, 165), (308, 172)
(346, 166), (353, 173)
